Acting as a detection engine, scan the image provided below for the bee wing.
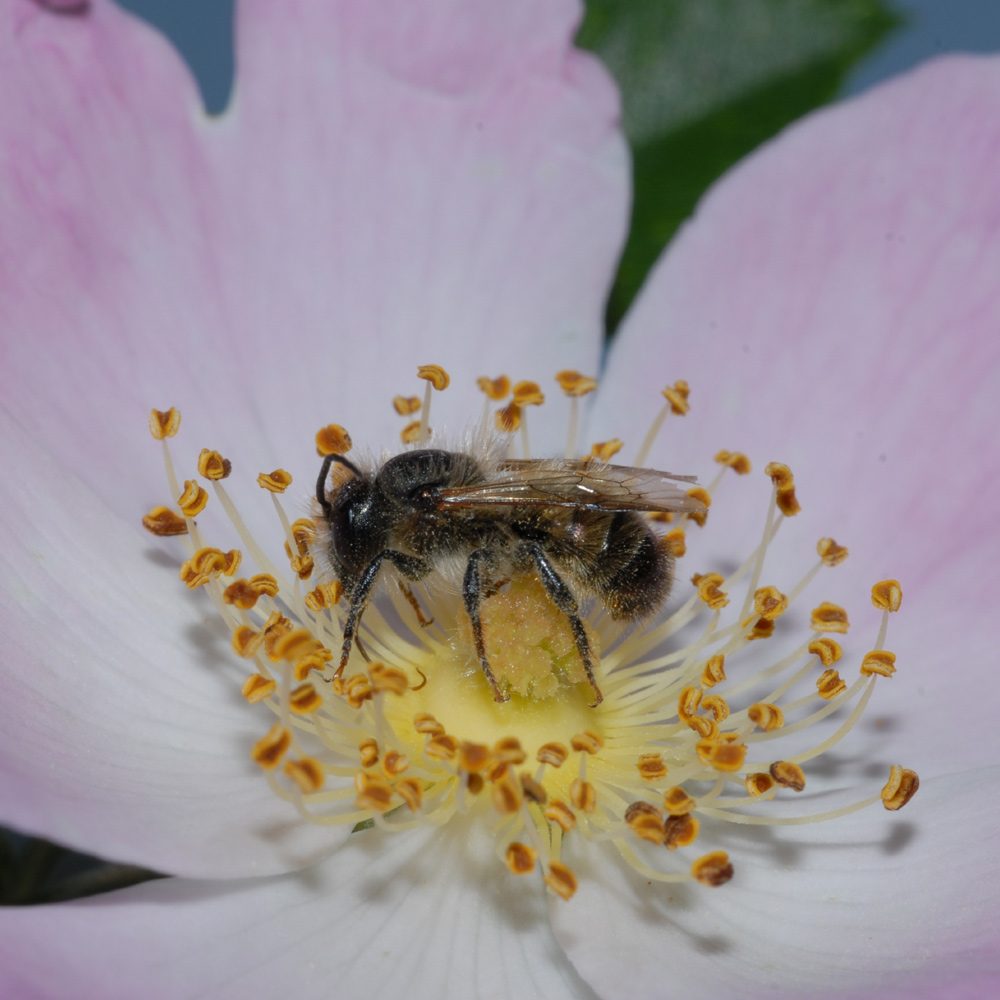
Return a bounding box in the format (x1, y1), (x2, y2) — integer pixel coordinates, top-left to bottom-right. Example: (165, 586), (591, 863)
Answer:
(437, 459), (705, 514)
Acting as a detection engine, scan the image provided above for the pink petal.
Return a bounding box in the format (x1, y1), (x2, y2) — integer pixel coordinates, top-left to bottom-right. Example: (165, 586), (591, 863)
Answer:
(0, 0), (627, 869)
(552, 767), (1000, 998)
(0, 819), (596, 1000)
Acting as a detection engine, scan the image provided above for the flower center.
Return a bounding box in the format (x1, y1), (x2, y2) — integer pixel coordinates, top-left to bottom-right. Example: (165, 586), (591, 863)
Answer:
(143, 367), (918, 902)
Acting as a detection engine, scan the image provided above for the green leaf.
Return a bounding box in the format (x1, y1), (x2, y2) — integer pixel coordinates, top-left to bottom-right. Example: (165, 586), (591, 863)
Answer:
(578, 0), (900, 330)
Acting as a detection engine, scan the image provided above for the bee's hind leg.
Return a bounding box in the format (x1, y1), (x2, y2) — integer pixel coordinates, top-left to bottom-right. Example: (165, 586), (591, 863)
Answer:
(520, 542), (603, 707)
(463, 550), (509, 703)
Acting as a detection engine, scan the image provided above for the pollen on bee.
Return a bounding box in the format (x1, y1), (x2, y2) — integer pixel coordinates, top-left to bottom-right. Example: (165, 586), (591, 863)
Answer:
(145, 369), (919, 904)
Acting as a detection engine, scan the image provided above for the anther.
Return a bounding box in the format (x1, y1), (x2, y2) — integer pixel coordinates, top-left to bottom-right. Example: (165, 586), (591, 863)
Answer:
(693, 572), (729, 609)
(701, 654), (727, 687)
(686, 487), (711, 527)
(355, 772), (394, 812)
(663, 528), (686, 558)
(570, 778), (596, 813)
(305, 581), (343, 611)
(687, 716), (719, 739)
(231, 625), (265, 659)
(251, 723), (291, 770)
(544, 861), (578, 901)
(369, 663), (410, 696)
(223, 579), (263, 609)
(392, 396), (421, 416)
(400, 419), (426, 444)
(520, 773), (547, 804)
(861, 650), (897, 677)
(746, 618), (775, 641)
(491, 765), (523, 814)
(505, 842), (538, 874)
(477, 374), (511, 400)
(284, 757), (325, 794)
(493, 737), (527, 765)
(746, 772), (775, 796)
(544, 801), (576, 832)
(714, 450), (751, 475)
(458, 742), (492, 774)
(315, 424), (353, 456)
(808, 637), (843, 667)
(570, 731), (604, 755)
(257, 469), (293, 494)
(637, 753), (669, 781)
(701, 695), (730, 722)
(197, 449), (231, 480)
(817, 537), (849, 566)
(142, 506), (189, 536)
(816, 669), (847, 699)
(289, 683), (323, 714)
(413, 713), (445, 737)
(425, 734), (459, 761)
(881, 766), (919, 810)
(765, 462), (801, 516)
(677, 686), (702, 721)
(359, 738), (379, 768)
(872, 579), (903, 612)
(495, 401), (521, 433)
(811, 602), (850, 633)
(396, 778), (424, 812)
(692, 851), (733, 886)
(662, 380), (690, 415)
(697, 738), (746, 772)
(555, 371), (598, 396)
(626, 802), (666, 843)
(753, 586), (788, 621)
(663, 814), (699, 850)
(512, 381), (544, 407)
(537, 742), (568, 767)
(241, 673), (276, 703)
(663, 787), (696, 816)
(589, 439), (624, 462)
(417, 364), (450, 391)
(748, 702), (784, 731)
(769, 760), (806, 792)
(381, 750), (409, 778)
(177, 480), (209, 517)
(148, 407), (181, 440)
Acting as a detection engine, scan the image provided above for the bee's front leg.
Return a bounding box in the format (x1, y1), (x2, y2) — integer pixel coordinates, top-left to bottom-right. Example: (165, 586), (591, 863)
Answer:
(462, 549), (509, 703)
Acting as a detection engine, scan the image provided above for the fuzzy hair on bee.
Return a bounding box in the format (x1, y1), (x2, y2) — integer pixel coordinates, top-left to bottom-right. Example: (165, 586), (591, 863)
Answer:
(313, 427), (704, 705)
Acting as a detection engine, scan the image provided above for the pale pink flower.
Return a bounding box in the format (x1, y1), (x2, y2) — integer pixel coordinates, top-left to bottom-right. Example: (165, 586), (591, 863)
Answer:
(0, 0), (997, 997)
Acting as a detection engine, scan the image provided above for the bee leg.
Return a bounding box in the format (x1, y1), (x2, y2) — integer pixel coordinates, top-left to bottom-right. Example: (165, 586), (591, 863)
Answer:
(339, 551), (430, 675)
(521, 542), (603, 708)
(399, 581), (434, 628)
(463, 550), (510, 703)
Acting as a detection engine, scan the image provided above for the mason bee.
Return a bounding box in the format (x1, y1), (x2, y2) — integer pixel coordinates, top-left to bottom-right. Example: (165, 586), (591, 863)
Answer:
(316, 446), (704, 705)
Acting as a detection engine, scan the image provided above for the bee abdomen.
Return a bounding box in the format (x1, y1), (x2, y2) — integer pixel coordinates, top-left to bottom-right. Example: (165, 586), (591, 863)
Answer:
(592, 517), (673, 621)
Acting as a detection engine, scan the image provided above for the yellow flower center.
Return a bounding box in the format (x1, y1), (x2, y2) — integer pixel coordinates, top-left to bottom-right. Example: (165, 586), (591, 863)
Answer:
(143, 368), (918, 902)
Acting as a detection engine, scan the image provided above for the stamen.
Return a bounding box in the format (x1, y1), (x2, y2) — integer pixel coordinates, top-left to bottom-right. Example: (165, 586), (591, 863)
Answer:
(512, 380), (544, 459)
(416, 364), (450, 443)
(634, 379), (690, 466)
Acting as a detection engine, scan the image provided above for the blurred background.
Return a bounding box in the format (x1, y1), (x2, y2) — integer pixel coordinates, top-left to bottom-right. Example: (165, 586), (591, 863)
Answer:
(3, 0), (999, 905)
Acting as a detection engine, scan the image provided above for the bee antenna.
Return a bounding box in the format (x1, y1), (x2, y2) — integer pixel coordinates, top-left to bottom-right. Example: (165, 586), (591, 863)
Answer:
(316, 453), (362, 513)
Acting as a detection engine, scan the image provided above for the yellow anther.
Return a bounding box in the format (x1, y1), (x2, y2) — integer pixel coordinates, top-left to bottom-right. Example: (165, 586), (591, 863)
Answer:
(747, 617), (775, 641)
(342, 674), (374, 709)
(697, 738), (746, 772)
(257, 469), (293, 494)
(663, 813), (700, 850)
(544, 800), (576, 832)
(315, 423), (353, 456)
(417, 364), (450, 391)
(396, 778), (424, 812)
(817, 537), (849, 566)
(197, 448), (231, 480)
(222, 550), (241, 576)
(701, 654), (727, 687)
(861, 650), (897, 678)
(177, 480), (209, 517)
(686, 487), (711, 528)
(537, 742), (569, 768)
(637, 753), (669, 781)
(491, 764), (523, 815)
(811, 601), (850, 633)
(753, 586), (788, 621)
(477, 374), (511, 400)
(662, 528), (686, 558)
(458, 741), (492, 774)
(570, 778), (596, 813)
(881, 766), (919, 810)
(687, 716), (719, 740)
(425, 734), (459, 761)
(271, 628), (321, 664)
(512, 380), (544, 406)
(570, 730), (604, 754)
(775, 486), (801, 516)
(770, 760), (806, 792)
(369, 663), (410, 696)
(544, 861), (578, 902)
(519, 772), (547, 804)
(355, 771), (394, 813)
(692, 851), (733, 886)
(625, 801), (666, 844)
(289, 683), (323, 715)
(305, 581), (343, 611)
(223, 579), (262, 610)
(747, 702), (784, 731)
(148, 407), (181, 440)
(262, 614), (293, 660)
(505, 842), (538, 874)
(381, 749), (409, 778)
(249, 573), (279, 597)
(677, 685), (702, 721)
(288, 518), (316, 553)
(294, 651), (331, 682)
(872, 579), (903, 612)
(714, 450), (751, 475)
(494, 401), (521, 433)
(649, 511), (674, 523)
(413, 713), (445, 736)
(251, 723), (291, 770)
(179, 547), (228, 588)
(808, 637), (843, 667)
(493, 737), (527, 765)
(241, 673), (275, 704)
(141, 505), (189, 536)
(392, 395), (421, 416)
(662, 786), (696, 816)
(284, 757), (325, 794)
(746, 772), (775, 796)
(701, 694), (730, 723)
(693, 572), (729, 609)
(764, 462), (794, 490)
(359, 738), (379, 768)
(589, 438), (624, 463)
(662, 380), (690, 415)
(555, 370), (598, 396)
(400, 419), (426, 444)
(231, 625), (264, 659)
(816, 669), (847, 700)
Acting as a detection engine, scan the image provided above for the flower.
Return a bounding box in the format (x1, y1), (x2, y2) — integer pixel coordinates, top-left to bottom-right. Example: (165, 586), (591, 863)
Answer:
(0, 2), (998, 999)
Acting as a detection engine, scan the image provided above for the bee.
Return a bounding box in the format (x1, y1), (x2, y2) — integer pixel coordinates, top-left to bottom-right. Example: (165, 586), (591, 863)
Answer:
(316, 446), (704, 705)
